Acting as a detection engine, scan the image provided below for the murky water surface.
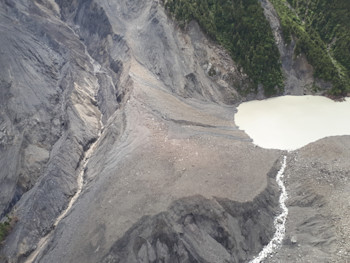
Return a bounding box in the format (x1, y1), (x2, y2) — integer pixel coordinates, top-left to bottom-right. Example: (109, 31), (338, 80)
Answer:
(236, 96), (350, 151)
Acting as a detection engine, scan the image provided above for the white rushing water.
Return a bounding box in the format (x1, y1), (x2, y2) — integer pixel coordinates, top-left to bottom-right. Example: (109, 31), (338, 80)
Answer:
(250, 156), (288, 263)
(236, 96), (350, 151)
(238, 95), (350, 262)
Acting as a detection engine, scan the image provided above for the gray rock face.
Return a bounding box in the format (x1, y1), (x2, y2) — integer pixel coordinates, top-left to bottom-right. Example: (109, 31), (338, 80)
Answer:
(0, 0), (302, 262)
(0, 0), (122, 260)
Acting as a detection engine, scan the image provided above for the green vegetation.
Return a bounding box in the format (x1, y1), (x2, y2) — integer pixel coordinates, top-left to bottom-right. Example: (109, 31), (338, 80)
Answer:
(0, 216), (16, 244)
(270, 0), (350, 96)
(162, 0), (284, 96)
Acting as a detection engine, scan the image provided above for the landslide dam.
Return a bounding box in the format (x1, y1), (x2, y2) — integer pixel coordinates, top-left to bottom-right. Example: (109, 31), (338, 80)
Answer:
(0, 0), (349, 262)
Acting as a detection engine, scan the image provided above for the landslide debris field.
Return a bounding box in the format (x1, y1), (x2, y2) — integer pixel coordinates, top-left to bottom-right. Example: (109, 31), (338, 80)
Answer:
(0, 0), (349, 262)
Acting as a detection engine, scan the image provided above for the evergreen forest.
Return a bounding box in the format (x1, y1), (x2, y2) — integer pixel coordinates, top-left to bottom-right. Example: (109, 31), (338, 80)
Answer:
(162, 0), (350, 97)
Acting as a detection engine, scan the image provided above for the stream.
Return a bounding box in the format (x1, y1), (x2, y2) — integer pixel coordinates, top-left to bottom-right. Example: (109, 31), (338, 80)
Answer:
(24, 29), (105, 263)
(24, 126), (103, 263)
(249, 156), (288, 263)
(239, 95), (350, 262)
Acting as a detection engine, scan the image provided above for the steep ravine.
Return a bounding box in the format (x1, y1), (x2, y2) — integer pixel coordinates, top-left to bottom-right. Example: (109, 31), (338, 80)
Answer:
(250, 156), (287, 263)
(25, 123), (104, 263)
(0, 0), (127, 260)
(25, 41), (106, 263)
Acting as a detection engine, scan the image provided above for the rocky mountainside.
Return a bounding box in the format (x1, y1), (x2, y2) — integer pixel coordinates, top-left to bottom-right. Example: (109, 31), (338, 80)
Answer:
(0, 0), (349, 262)
(162, 0), (350, 97)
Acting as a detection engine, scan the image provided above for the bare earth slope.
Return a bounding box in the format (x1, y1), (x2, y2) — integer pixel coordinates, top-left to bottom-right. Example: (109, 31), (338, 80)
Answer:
(266, 136), (350, 263)
(0, 0), (281, 262)
(1, 0), (349, 263)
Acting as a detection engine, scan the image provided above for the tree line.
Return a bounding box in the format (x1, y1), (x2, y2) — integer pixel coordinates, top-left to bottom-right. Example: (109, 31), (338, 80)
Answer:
(162, 0), (284, 96)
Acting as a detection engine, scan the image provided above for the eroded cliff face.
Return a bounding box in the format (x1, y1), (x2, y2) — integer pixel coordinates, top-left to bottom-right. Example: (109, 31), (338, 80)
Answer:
(0, 0), (126, 260)
(0, 0), (285, 262)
